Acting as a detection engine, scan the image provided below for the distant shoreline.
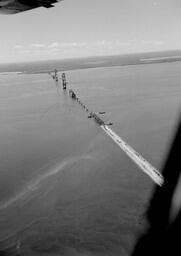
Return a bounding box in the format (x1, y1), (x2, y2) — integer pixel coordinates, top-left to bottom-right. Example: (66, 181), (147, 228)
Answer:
(1, 50), (181, 74)
(16, 57), (181, 75)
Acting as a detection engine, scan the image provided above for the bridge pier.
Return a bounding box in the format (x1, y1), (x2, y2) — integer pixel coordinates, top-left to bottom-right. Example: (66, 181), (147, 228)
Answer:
(62, 73), (67, 90)
(54, 69), (58, 81)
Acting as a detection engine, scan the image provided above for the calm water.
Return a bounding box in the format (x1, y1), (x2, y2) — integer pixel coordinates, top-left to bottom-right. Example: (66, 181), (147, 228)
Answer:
(0, 61), (180, 255)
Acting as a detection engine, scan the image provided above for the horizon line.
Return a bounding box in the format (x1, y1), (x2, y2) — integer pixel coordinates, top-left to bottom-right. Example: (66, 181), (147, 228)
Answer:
(0, 48), (181, 65)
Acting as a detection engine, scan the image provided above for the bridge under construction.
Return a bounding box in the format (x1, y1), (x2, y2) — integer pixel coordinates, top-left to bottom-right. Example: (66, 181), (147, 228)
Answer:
(50, 70), (164, 187)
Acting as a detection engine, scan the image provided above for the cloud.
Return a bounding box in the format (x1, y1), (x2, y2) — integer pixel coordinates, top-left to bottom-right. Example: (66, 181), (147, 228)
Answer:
(153, 2), (160, 7)
(95, 40), (131, 46)
(59, 42), (82, 47)
(48, 42), (59, 48)
(30, 43), (45, 48)
(140, 40), (164, 46)
(95, 40), (111, 47)
(48, 42), (88, 49)
(48, 47), (61, 53)
(14, 45), (23, 49)
(19, 50), (32, 55)
(94, 39), (164, 49)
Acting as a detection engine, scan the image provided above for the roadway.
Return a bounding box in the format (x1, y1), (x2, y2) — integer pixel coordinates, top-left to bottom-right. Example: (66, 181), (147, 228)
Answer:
(101, 125), (164, 186)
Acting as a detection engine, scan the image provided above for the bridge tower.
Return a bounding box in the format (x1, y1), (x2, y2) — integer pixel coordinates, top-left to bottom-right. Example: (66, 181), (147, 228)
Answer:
(62, 73), (67, 90)
(54, 69), (58, 81)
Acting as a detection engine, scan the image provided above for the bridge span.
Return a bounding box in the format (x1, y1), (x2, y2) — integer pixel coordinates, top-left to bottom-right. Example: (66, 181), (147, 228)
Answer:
(51, 71), (164, 187)
(101, 125), (164, 186)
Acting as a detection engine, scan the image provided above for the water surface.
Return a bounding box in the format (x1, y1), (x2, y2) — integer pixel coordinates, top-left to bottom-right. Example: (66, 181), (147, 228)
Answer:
(0, 61), (180, 255)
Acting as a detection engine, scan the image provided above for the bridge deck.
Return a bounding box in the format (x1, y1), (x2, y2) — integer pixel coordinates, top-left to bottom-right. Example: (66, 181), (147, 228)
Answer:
(101, 125), (164, 186)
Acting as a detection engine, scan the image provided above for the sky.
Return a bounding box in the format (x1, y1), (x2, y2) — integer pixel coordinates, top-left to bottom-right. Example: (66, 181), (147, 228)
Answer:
(0, 0), (181, 63)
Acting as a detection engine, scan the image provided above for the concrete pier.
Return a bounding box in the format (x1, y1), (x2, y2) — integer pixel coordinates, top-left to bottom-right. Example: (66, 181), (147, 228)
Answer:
(62, 73), (67, 90)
